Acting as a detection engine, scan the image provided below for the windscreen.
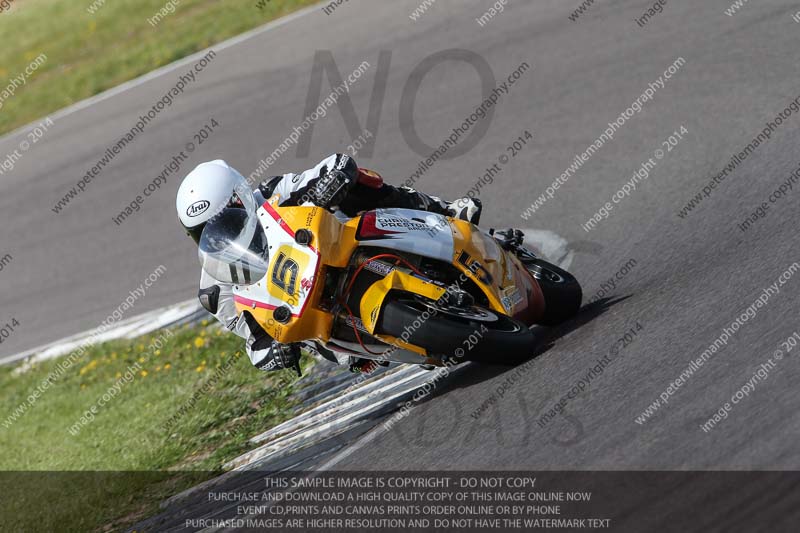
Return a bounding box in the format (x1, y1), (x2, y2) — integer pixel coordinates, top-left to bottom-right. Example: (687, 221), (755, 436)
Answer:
(198, 208), (270, 285)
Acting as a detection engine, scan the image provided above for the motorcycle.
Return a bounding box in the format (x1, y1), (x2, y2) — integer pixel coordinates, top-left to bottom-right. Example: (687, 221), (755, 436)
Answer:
(227, 170), (582, 368)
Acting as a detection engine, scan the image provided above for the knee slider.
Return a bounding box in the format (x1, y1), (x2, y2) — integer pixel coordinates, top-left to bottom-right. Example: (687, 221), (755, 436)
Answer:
(198, 285), (221, 315)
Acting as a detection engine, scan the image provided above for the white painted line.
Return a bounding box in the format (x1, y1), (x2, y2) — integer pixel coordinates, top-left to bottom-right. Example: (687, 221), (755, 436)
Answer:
(227, 368), (433, 469)
(249, 366), (424, 443)
(231, 379), (423, 471)
(316, 416), (389, 471)
(4, 298), (204, 368)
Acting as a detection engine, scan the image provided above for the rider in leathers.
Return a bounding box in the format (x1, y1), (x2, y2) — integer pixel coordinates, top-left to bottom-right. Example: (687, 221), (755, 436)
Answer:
(178, 154), (482, 374)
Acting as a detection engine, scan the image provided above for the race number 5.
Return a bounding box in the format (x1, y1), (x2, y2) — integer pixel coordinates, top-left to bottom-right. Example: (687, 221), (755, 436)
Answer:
(272, 252), (299, 297)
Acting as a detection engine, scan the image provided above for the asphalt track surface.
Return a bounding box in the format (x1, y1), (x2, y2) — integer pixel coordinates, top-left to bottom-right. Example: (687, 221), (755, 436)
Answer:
(3, 0), (800, 484)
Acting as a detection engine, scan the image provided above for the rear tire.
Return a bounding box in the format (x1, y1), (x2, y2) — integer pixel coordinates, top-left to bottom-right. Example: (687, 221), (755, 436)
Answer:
(377, 297), (536, 365)
(525, 258), (582, 326)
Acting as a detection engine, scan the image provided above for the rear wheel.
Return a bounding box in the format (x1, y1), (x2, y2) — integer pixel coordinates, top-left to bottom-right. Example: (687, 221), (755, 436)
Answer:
(377, 296), (536, 365)
(525, 258), (582, 326)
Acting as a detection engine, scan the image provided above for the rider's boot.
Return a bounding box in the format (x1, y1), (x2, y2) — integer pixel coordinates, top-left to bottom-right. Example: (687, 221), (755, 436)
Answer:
(374, 186), (483, 224)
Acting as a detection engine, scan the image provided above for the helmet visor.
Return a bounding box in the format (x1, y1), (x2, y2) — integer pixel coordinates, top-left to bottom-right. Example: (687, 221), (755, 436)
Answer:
(198, 208), (269, 285)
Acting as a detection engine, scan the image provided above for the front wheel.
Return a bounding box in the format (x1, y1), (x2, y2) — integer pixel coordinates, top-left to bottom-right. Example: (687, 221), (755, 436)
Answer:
(377, 297), (536, 365)
(525, 258), (582, 326)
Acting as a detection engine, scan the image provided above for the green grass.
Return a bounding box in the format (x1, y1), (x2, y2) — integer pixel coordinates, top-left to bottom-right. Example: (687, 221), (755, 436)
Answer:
(0, 0), (320, 135)
(0, 322), (313, 531)
(0, 2), (325, 527)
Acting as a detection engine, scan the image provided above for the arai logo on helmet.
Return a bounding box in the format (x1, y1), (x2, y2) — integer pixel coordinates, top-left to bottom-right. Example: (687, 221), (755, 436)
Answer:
(186, 200), (211, 217)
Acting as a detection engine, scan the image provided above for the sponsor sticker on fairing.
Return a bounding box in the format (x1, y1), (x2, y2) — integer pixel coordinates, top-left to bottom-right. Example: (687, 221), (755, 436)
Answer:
(501, 285), (523, 312)
(364, 260), (395, 276)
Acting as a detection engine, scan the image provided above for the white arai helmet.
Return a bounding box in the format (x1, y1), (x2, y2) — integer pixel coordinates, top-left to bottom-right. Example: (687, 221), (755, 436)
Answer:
(176, 160), (255, 243)
(176, 160), (269, 285)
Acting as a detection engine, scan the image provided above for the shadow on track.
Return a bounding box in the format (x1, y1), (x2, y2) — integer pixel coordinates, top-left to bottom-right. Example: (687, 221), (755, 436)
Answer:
(411, 295), (632, 401)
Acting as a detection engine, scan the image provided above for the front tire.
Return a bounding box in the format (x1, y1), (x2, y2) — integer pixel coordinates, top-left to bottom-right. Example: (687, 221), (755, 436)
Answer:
(525, 258), (582, 326)
(377, 297), (536, 365)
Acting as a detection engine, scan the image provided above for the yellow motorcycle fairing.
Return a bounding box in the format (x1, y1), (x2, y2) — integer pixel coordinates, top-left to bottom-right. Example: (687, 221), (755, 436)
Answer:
(233, 196), (542, 358)
(448, 219), (545, 325)
(233, 199), (346, 344)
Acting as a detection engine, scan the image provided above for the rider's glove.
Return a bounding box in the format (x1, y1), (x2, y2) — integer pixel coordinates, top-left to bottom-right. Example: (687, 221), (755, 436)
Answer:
(244, 312), (302, 375)
(308, 169), (355, 209)
(251, 338), (302, 375)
